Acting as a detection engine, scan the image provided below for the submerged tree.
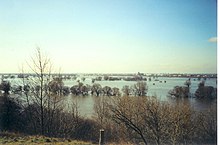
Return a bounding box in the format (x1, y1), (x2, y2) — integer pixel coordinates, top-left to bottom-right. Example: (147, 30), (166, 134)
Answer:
(122, 85), (131, 96)
(168, 86), (189, 98)
(102, 86), (112, 96)
(112, 87), (120, 96)
(133, 81), (148, 96)
(91, 83), (102, 96)
(184, 79), (191, 88)
(195, 81), (217, 99)
(184, 79), (191, 97)
(48, 77), (64, 95)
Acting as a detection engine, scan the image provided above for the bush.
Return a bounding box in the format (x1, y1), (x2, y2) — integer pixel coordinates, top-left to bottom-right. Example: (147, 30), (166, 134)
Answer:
(74, 118), (100, 143)
(0, 94), (23, 131)
(105, 96), (217, 145)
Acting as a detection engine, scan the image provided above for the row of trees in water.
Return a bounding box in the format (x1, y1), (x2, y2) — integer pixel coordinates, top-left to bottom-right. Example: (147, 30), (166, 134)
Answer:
(0, 77), (216, 100)
(0, 79), (147, 97)
(168, 79), (217, 99)
(0, 49), (217, 144)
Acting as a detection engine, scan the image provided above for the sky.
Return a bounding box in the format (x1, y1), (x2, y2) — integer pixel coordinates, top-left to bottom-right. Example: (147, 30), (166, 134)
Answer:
(0, 0), (217, 74)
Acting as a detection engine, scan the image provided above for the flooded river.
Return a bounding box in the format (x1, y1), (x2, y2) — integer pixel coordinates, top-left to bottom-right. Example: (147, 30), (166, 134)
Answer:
(3, 75), (217, 118)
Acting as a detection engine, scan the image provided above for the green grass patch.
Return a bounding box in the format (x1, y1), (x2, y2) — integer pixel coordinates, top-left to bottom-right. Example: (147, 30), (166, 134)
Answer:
(0, 131), (94, 145)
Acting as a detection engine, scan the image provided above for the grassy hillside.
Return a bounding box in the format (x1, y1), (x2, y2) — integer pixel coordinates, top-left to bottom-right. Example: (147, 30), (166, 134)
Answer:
(0, 132), (94, 145)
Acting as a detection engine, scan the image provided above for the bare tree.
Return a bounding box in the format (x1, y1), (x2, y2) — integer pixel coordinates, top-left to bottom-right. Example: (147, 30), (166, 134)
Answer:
(199, 103), (217, 143)
(110, 96), (149, 145)
(168, 86), (189, 98)
(133, 81), (148, 96)
(48, 77), (64, 95)
(112, 87), (120, 96)
(26, 48), (60, 135)
(184, 79), (191, 97)
(195, 81), (217, 99)
(109, 96), (200, 145)
(93, 96), (123, 142)
(122, 85), (131, 96)
(91, 83), (102, 96)
(31, 48), (50, 135)
(93, 96), (110, 126)
(102, 86), (112, 96)
(184, 79), (191, 88)
(167, 102), (195, 144)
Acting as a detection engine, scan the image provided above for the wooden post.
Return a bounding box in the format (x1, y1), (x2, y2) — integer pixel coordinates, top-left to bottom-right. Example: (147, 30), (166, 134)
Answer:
(99, 129), (104, 145)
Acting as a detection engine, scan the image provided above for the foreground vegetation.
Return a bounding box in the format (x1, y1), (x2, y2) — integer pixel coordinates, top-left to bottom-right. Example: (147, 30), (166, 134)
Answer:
(0, 132), (94, 145)
(0, 93), (217, 145)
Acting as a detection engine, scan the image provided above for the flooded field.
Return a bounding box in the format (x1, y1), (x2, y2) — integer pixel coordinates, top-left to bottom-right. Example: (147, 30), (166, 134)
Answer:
(2, 75), (217, 117)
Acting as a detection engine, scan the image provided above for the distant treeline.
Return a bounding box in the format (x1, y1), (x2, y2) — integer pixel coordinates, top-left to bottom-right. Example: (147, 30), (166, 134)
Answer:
(0, 72), (217, 80)
(0, 76), (217, 100)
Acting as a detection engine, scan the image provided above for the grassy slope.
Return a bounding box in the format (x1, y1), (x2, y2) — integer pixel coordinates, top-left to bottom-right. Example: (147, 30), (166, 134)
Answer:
(0, 132), (94, 145)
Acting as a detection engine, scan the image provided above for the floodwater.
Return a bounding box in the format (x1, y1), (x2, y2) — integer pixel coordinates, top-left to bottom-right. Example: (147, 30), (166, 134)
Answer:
(3, 76), (217, 118)
(63, 76), (217, 117)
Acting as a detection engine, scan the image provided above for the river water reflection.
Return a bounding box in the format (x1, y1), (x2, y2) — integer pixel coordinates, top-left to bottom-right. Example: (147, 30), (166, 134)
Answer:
(5, 76), (217, 118)
(63, 77), (217, 117)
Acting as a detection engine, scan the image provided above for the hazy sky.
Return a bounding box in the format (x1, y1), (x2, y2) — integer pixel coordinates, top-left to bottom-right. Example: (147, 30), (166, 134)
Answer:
(0, 0), (217, 74)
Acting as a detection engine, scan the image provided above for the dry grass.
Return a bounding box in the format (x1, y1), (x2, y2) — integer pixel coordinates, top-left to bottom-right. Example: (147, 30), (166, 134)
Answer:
(0, 132), (94, 145)
(107, 142), (134, 145)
